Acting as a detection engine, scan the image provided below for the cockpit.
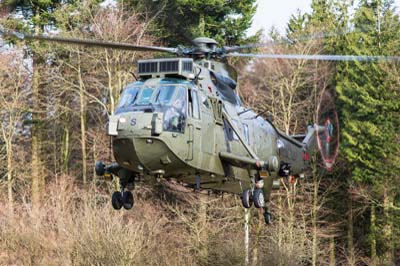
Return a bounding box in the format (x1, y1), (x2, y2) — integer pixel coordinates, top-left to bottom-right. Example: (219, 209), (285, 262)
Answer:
(115, 82), (192, 133)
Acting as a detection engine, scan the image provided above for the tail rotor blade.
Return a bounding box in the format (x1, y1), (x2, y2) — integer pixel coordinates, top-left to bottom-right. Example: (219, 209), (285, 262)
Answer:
(316, 90), (339, 171)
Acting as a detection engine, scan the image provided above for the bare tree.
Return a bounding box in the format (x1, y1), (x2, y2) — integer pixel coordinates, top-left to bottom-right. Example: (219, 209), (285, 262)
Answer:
(0, 51), (30, 204)
(46, 5), (159, 182)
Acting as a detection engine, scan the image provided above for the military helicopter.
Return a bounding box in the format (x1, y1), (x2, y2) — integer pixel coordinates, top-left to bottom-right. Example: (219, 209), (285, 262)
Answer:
(0, 29), (341, 224)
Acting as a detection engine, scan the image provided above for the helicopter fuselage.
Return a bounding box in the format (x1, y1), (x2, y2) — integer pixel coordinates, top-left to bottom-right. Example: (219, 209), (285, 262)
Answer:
(107, 59), (313, 194)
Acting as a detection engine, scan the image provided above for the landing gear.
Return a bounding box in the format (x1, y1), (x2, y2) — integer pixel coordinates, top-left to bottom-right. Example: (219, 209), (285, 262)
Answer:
(253, 189), (265, 208)
(111, 169), (135, 211)
(122, 191), (134, 210)
(96, 164), (136, 211)
(111, 190), (134, 210)
(241, 189), (265, 209)
(241, 189), (253, 208)
(263, 210), (272, 225)
(241, 189), (272, 225)
(112, 191), (123, 210)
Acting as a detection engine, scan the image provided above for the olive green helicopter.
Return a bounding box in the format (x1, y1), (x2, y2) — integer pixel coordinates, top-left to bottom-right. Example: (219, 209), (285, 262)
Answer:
(0, 29), (343, 224)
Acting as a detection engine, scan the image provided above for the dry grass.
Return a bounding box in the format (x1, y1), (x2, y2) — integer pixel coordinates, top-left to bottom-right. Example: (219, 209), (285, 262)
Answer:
(0, 176), (338, 265)
(0, 177), (247, 266)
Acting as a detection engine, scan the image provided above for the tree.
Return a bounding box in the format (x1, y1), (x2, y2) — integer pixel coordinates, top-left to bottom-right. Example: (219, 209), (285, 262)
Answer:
(1, 0), (72, 206)
(127, 0), (257, 46)
(48, 3), (156, 182)
(335, 0), (400, 264)
(0, 51), (30, 204)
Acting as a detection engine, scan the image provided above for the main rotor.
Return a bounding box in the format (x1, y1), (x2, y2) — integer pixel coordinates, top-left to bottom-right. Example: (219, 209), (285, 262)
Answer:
(1, 27), (400, 62)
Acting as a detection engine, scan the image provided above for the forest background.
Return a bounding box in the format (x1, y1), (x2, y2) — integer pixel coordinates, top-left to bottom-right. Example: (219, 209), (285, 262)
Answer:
(0, 0), (399, 265)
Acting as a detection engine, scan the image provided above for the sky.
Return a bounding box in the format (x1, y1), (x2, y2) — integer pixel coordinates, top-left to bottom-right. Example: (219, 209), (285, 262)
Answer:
(248, 0), (400, 36)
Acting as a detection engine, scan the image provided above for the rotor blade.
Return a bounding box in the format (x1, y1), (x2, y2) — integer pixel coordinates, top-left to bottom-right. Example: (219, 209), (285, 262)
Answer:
(222, 29), (381, 54)
(0, 29), (178, 54)
(226, 53), (400, 62)
(222, 43), (271, 53)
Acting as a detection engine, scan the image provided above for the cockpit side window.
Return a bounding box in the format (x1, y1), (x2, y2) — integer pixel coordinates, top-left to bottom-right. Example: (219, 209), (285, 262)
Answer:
(163, 86), (187, 133)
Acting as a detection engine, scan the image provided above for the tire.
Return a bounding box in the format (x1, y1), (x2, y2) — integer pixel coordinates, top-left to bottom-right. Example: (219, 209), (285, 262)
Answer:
(253, 189), (265, 208)
(241, 189), (253, 209)
(112, 191), (123, 210)
(95, 161), (105, 176)
(122, 191), (134, 210)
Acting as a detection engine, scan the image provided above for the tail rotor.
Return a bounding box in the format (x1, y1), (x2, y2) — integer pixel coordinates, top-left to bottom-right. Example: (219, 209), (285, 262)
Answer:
(316, 90), (339, 171)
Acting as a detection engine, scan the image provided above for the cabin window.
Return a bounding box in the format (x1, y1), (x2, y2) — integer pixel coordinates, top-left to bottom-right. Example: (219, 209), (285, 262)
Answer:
(224, 119), (239, 141)
(231, 120), (239, 141)
(243, 123), (250, 144)
(188, 89), (200, 119)
(201, 95), (211, 111)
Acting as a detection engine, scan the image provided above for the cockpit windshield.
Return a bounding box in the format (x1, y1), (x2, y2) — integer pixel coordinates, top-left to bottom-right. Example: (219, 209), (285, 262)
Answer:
(136, 87), (154, 105)
(115, 84), (188, 133)
(154, 85), (176, 105)
(116, 85), (181, 113)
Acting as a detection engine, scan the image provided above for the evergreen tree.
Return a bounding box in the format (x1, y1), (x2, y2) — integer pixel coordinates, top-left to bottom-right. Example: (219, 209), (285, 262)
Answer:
(126, 0), (257, 46)
(335, 0), (400, 263)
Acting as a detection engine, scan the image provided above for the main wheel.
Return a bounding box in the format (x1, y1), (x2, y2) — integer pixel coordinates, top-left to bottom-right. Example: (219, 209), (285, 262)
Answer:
(241, 189), (253, 209)
(122, 191), (134, 210)
(253, 189), (265, 208)
(111, 191), (123, 210)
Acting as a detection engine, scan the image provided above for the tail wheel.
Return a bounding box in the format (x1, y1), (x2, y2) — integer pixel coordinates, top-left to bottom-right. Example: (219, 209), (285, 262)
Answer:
(253, 189), (265, 208)
(122, 191), (134, 210)
(316, 89), (339, 171)
(112, 191), (123, 210)
(241, 189), (253, 208)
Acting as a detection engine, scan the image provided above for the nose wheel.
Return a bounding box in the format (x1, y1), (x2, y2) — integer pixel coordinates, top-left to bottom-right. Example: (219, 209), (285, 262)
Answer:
(111, 191), (123, 210)
(112, 190), (134, 210)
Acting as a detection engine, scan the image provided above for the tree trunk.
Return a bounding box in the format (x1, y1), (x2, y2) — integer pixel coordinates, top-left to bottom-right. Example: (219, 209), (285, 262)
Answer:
(312, 171), (319, 266)
(62, 127), (70, 173)
(6, 141), (13, 204)
(31, 63), (44, 207)
(244, 208), (250, 266)
(278, 187), (283, 249)
(347, 196), (355, 266)
(78, 52), (87, 184)
(370, 203), (377, 266)
(383, 189), (394, 265)
(198, 195), (208, 261)
(252, 211), (263, 266)
(329, 236), (335, 266)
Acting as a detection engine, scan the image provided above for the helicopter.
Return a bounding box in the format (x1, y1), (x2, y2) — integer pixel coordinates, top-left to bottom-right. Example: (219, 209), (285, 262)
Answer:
(0, 29), (341, 224)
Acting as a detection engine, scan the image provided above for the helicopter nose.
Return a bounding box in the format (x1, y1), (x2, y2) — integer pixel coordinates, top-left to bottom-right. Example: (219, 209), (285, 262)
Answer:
(112, 136), (183, 175)
(110, 112), (187, 175)
(109, 112), (164, 137)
